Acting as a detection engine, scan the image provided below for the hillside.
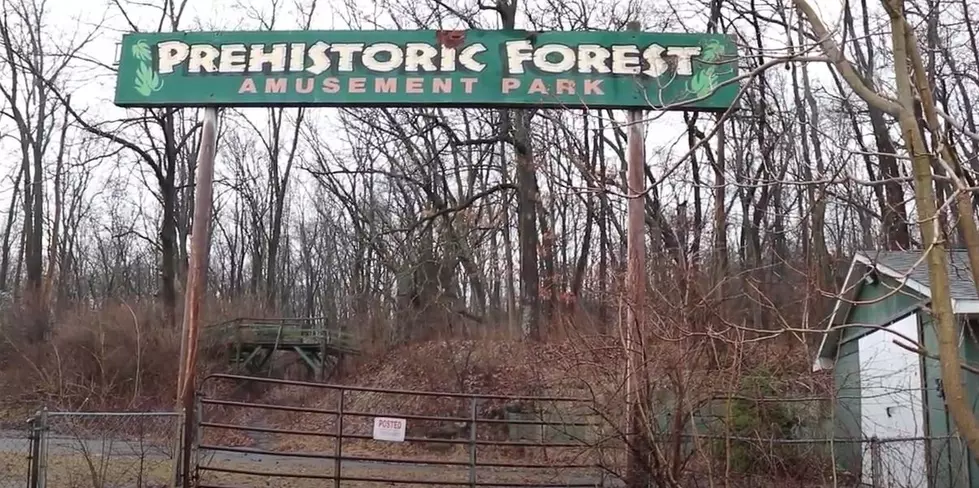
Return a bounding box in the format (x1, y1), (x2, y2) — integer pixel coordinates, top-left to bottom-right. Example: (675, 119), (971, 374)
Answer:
(203, 337), (622, 447)
(0, 300), (839, 486)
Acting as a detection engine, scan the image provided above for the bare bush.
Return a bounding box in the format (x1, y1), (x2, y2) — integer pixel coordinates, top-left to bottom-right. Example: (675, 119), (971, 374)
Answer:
(0, 297), (282, 414)
(14, 411), (182, 488)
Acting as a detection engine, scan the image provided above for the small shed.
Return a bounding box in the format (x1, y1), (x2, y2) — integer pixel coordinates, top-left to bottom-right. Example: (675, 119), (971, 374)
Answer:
(814, 250), (979, 488)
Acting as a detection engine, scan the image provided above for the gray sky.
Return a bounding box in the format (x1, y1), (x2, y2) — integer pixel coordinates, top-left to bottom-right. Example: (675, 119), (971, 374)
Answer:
(3, 0), (856, 255)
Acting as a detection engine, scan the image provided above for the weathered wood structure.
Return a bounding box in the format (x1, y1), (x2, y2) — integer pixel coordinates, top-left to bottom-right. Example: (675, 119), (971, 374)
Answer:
(203, 318), (357, 380)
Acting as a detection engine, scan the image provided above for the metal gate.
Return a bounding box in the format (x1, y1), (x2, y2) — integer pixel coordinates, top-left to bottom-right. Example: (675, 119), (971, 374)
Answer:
(185, 373), (605, 487)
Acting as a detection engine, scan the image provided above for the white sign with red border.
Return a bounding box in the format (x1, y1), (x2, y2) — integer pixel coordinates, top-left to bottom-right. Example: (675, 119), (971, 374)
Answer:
(372, 417), (407, 442)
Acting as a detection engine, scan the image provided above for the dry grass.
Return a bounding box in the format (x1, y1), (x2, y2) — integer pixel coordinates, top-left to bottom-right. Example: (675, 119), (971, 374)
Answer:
(0, 451), (29, 488)
(1, 445), (594, 487)
(0, 285), (835, 487)
(0, 453), (592, 488)
(0, 296), (281, 417)
(196, 458), (600, 487)
(0, 451), (598, 488)
(197, 338), (617, 465)
(2, 447), (832, 488)
(0, 451), (174, 488)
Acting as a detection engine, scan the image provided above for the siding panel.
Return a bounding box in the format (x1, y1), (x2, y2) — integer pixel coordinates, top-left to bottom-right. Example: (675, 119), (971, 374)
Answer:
(833, 278), (922, 479)
(835, 339), (862, 475)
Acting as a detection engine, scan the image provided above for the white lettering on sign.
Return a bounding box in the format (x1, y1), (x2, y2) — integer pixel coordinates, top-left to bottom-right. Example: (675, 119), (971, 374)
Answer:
(372, 417), (407, 442)
(153, 40), (703, 78)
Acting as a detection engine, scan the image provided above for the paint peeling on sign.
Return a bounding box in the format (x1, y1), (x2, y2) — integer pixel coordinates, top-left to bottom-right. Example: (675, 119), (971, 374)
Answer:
(436, 30), (466, 49)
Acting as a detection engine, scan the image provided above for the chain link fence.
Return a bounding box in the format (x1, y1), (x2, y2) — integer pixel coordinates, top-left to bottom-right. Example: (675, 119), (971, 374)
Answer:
(653, 433), (959, 488)
(0, 416), (36, 488)
(0, 410), (183, 488)
(0, 407), (963, 488)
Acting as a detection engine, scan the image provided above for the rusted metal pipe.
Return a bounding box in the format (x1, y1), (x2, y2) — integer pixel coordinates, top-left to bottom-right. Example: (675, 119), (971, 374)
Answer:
(178, 106), (218, 488)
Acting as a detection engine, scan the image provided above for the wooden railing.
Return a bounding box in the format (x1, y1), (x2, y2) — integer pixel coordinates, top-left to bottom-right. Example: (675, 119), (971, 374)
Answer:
(202, 317), (358, 352)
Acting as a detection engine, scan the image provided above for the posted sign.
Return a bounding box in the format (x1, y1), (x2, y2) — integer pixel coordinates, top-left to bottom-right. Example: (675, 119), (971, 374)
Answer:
(113, 30), (739, 110)
(372, 417), (407, 442)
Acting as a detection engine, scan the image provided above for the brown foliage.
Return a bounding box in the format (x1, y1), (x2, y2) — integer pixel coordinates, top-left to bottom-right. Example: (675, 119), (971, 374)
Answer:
(0, 261), (839, 486)
(0, 295), (279, 416)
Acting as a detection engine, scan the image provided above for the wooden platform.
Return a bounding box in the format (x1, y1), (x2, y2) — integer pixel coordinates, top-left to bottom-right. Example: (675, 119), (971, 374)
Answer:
(202, 318), (358, 380)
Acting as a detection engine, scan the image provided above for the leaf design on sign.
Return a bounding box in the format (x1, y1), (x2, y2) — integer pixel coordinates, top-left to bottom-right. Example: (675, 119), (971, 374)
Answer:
(134, 62), (163, 96)
(685, 39), (725, 100)
(131, 40), (152, 62)
(699, 40), (725, 64)
(131, 40), (164, 97)
(695, 70), (718, 99)
(688, 72), (709, 96)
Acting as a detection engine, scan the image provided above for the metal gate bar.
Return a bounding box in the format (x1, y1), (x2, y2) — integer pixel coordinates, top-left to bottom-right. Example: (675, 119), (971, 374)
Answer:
(190, 373), (602, 487)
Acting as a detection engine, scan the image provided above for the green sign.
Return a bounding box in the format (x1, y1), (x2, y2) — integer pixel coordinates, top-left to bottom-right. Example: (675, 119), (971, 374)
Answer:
(115, 30), (739, 110)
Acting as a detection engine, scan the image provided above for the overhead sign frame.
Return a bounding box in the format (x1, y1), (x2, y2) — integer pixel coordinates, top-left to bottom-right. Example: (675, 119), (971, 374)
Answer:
(114, 29), (740, 111)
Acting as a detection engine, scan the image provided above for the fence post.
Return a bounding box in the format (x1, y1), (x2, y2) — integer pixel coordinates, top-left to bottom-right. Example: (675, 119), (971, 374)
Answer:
(171, 411), (183, 488)
(468, 397), (477, 488)
(37, 408), (48, 488)
(870, 436), (882, 488)
(26, 412), (40, 488)
(176, 395), (201, 488)
(173, 410), (185, 488)
(334, 388), (345, 488)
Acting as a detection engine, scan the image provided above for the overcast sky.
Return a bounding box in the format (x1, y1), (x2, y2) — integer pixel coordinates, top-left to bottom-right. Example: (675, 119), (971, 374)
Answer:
(2, 0), (853, 249)
(41, 0), (847, 134)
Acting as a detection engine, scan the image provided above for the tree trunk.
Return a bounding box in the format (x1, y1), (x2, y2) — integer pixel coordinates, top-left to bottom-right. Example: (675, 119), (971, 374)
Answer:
(795, 0), (979, 464)
(514, 110), (541, 340)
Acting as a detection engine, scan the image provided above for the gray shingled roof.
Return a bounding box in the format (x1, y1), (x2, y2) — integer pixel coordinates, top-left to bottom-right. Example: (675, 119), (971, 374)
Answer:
(859, 249), (979, 300)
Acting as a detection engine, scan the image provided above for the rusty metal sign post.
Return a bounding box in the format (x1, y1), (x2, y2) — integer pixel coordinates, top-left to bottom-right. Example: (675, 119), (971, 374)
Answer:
(175, 107), (219, 488)
(623, 20), (650, 488)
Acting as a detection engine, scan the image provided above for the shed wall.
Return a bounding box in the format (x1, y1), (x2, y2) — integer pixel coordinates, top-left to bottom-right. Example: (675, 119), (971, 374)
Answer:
(923, 316), (979, 488)
(835, 338), (861, 475)
(833, 277), (922, 477)
(839, 276), (921, 342)
(961, 321), (979, 487)
(838, 306), (979, 486)
(923, 312), (959, 487)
